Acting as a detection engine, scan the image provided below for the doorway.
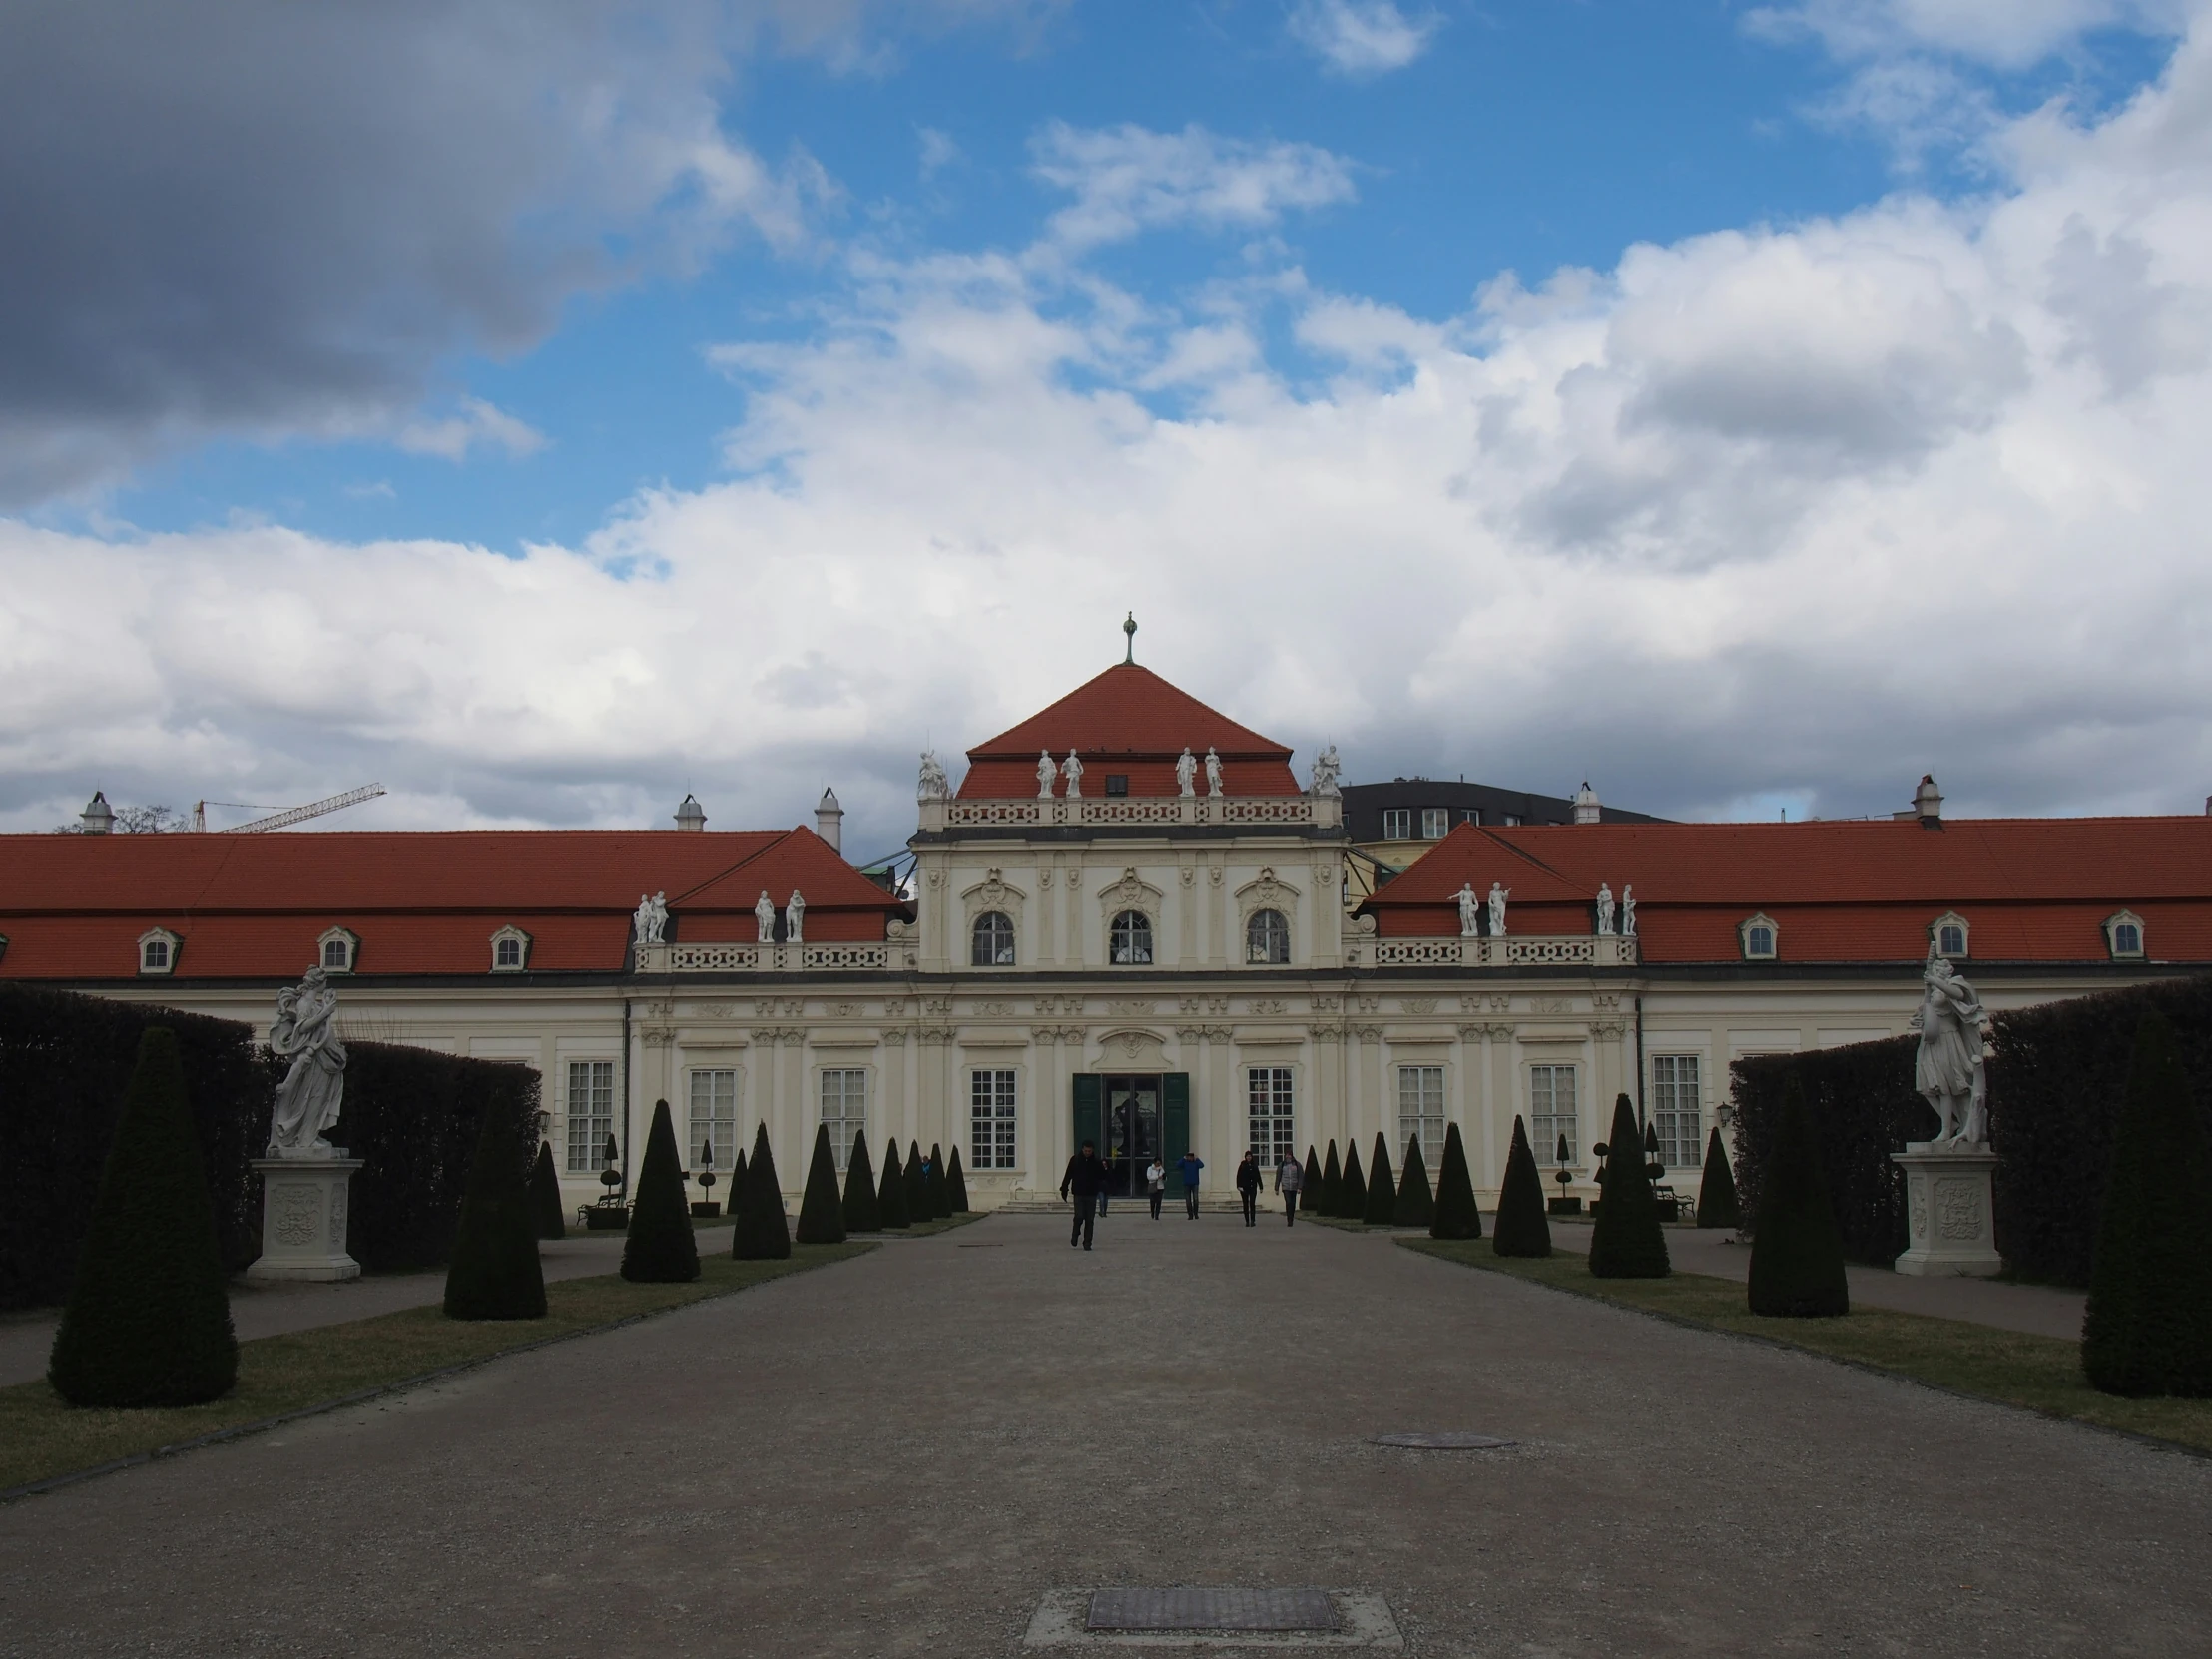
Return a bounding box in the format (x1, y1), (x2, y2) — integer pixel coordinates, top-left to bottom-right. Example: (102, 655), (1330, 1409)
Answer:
(1103, 1075), (1161, 1198)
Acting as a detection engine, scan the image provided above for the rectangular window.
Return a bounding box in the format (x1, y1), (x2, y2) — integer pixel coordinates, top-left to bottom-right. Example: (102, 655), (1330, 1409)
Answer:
(820, 1069), (868, 1171)
(1651, 1055), (1702, 1172)
(1420, 807), (1449, 840)
(1105, 773), (1129, 797)
(1503, 813), (1522, 827)
(970, 1069), (1017, 1170)
(688, 1068), (738, 1172)
(1396, 1065), (1445, 1163)
(1381, 808), (1411, 839)
(1246, 1067), (1295, 1169)
(1528, 1063), (1578, 1165)
(1460, 808), (1481, 826)
(565, 1059), (615, 1173)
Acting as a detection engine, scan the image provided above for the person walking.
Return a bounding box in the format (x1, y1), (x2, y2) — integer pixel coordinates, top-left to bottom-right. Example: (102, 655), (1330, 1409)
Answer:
(1146, 1156), (1167, 1220)
(1177, 1149), (1205, 1219)
(1061, 1140), (1107, 1250)
(1276, 1150), (1304, 1225)
(1236, 1150), (1262, 1227)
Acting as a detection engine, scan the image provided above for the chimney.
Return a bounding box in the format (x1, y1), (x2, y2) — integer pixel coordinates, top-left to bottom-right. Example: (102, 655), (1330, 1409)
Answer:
(1572, 781), (1601, 825)
(816, 787), (843, 854)
(672, 793), (707, 832)
(1914, 774), (1943, 829)
(80, 791), (115, 835)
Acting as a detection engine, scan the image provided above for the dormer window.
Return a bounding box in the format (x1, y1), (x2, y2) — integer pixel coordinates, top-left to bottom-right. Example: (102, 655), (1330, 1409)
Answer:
(138, 927), (181, 976)
(2104, 911), (2146, 960)
(489, 926), (531, 973)
(1930, 911), (1969, 960)
(1739, 914), (1778, 961)
(317, 926), (359, 974)
(1420, 808), (1448, 840)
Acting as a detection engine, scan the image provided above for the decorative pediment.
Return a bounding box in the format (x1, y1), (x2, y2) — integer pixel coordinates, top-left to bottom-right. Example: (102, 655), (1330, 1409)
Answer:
(1092, 1027), (1169, 1067)
(1097, 867), (1164, 913)
(1234, 866), (1302, 913)
(960, 867), (1028, 912)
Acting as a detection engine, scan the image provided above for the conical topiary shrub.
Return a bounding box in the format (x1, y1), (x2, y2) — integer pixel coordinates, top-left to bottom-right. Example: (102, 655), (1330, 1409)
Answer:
(1394, 1135), (1435, 1228)
(928, 1142), (952, 1219)
(1303, 1146), (1323, 1210)
(2083, 1012), (2212, 1396)
(946, 1146), (972, 1213)
(795, 1123), (847, 1246)
(1363, 1132), (1396, 1226)
(48, 1027), (239, 1406)
(843, 1130), (881, 1232)
(1320, 1142), (1342, 1218)
(1492, 1115), (1551, 1257)
(906, 1139), (929, 1227)
(1340, 1144), (1367, 1220)
(1589, 1093), (1670, 1279)
(531, 1140), (566, 1240)
(1695, 1127), (1741, 1230)
(441, 1088), (550, 1320)
(1428, 1122), (1479, 1239)
(622, 1099), (700, 1283)
(877, 1137), (910, 1230)
(734, 1123), (792, 1260)
(1747, 1075), (1849, 1317)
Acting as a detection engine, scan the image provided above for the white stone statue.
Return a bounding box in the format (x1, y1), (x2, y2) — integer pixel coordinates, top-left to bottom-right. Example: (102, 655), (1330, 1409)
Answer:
(268, 967), (347, 1158)
(633, 891), (668, 945)
(1487, 881), (1509, 938)
(1911, 955), (1989, 1146)
(1456, 883), (1479, 938)
(1204, 746), (1224, 798)
(1620, 885), (1636, 937)
(756, 889), (777, 942)
(1311, 744), (1341, 798)
(1061, 750), (1083, 799)
(1036, 749), (1058, 799)
(1595, 883), (1615, 936)
(917, 749), (948, 801)
(1176, 747), (1197, 797)
(786, 889), (806, 944)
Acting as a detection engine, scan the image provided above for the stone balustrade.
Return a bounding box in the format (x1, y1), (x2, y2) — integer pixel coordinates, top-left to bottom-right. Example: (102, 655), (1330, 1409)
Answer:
(1371, 934), (1640, 968)
(637, 940), (913, 975)
(918, 793), (1341, 832)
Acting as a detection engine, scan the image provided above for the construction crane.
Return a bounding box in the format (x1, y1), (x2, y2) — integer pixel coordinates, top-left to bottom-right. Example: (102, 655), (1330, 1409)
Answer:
(192, 785), (386, 834)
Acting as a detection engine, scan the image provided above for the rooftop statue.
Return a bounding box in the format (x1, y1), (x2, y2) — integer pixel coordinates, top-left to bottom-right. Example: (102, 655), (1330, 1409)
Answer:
(786, 889), (806, 945)
(1912, 954), (1989, 1147)
(1204, 747), (1224, 798)
(1061, 750), (1083, 799)
(1176, 747), (1197, 798)
(1456, 883), (1479, 938)
(1036, 749), (1057, 799)
(268, 967), (347, 1159)
(918, 750), (949, 801)
(1311, 745), (1341, 798)
(1595, 883), (1615, 936)
(1620, 885), (1637, 937)
(756, 890), (777, 943)
(1487, 881), (1509, 938)
(633, 891), (668, 945)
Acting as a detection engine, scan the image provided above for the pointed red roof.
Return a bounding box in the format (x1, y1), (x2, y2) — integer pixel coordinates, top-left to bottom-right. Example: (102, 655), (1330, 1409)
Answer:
(959, 664), (1299, 797)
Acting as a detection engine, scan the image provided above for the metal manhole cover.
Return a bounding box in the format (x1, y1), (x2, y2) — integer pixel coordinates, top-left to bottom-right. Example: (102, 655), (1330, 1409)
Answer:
(1369, 1431), (1514, 1450)
(1087, 1589), (1340, 1632)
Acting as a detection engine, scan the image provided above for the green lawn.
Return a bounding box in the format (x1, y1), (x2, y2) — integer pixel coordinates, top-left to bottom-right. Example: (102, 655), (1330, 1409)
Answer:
(1, 1242), (875, 1497)
(1401, 1238), (2212, 1456)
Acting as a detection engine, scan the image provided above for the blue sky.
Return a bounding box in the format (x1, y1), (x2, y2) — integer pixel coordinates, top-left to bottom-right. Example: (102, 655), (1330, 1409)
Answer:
(4, 0), (2210, 846)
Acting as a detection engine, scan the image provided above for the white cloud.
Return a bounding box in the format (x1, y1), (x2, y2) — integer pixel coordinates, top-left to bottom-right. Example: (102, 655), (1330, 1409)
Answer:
(1746, 0), (2190, 69)
(395, 399), (549, 463)
(1029, 122), (1358, 250)
(1287, 0), (1440, 76)
(918, 125), (962, 179)
(13, 30), (2212, 844)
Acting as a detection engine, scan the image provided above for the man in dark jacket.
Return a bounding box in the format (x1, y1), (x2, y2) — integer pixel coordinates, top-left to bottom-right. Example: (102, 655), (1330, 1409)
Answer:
(1235, 1150), (1263, 1227)
(1061, 1140), (1107, 1250)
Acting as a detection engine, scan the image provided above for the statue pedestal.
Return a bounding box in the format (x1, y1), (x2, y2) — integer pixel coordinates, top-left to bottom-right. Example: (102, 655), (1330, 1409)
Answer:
(247, 1156), (364, 1282)
(1891, 1143), (2001, 1278)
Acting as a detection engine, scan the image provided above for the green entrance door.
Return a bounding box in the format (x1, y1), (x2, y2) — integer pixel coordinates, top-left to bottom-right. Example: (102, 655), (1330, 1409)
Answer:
(1073, 1073), (1191, 1197)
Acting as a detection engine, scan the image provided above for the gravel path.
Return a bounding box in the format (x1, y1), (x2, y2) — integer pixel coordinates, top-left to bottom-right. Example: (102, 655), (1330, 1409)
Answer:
(1, 1210), (2203, 1656)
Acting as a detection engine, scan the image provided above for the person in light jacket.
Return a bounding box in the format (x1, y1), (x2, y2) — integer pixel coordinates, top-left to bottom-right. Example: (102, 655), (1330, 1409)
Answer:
(1235, 1150), (1263, 1227)
(1276, 1152), (1304, 1225)
(1146, 1157), (1167, 1220)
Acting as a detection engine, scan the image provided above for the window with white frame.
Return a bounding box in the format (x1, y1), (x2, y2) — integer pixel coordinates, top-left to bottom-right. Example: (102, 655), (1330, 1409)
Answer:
(565, 1059), (615, 1173)
(821, 1069), (868, 1170)
(1246, 908), (1291, 964)
(689, 1068), (738, 1172)
(1397, 1065), (1445, 1164)
(970, 1069), (1017, 1170)
(2105, 911), (2146, 959)
(1247, 1067), (1295, 1168)
(1460, 808), (1482, 827)
(138, 929), (179, 975)
(1529, 1063), (1578, 1164)
(1381, 808), (1411, 839)
(318, 928), (356, 972)
(1420, 807), (1449, 840)
(1931, 911), (1969, 959)
(971, 910), (1015, 966)
(1109, 909), (1153, 965)
(1650, 1054), (1702, 1171)
(490, 926), (530, 972)
(1740, 914), (1779, 961)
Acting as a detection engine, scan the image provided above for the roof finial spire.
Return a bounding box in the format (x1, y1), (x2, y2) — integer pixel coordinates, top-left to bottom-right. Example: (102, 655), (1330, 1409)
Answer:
(1122, 611), (1137, 664)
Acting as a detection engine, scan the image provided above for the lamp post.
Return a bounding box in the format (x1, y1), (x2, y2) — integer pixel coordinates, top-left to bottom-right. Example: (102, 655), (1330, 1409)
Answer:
(695, 1140), (718, 1219)
(1551, 1132), (1579, 1215)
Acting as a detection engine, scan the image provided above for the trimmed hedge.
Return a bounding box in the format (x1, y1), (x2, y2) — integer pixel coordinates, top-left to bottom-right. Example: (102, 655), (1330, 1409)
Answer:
(796, 1123), (848, 1246)
(1428, 1122), (1479, 1240)
(1319, 1142), (1342, 1219)
(1363, 1133), (1396, 1225)
(1493, 1115), (1551, 1258)
(531, 1141), (566, 1239)
(1303, 1146), (1323, 1212)
(946, 1146), (971, 1213)
(928, 1142), (951, 1219)
(622, 1099), (700, 1283)
(1695, 1127), (1740, 1230)
(1747, 1076), (1849, 1317)
(1394, 1135), (1435, 1228)
(733, 1123), (791, 1260)
(443, 1084), (549, 1319)
(1340, 1144), (1367, 1220)
(876, 1136), (910, 1230)
(1588, 1093), (1669, 1279)
(843, 1130), (881, 1232)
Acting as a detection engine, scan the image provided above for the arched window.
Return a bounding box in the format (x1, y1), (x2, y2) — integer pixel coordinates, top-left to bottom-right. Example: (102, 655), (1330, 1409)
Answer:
(317, 927), (358, 974)
(138, 929), (179, 975)
(1739, 913), (1778, 961)
(489, 925), (531, 973)
(1930, 911), (1969, 960)
(1246, 908), (1290, 964)
(971, 910), (1016, 967)
(1109, 909), (1153, 965)
(2105, 911), (2146, 959)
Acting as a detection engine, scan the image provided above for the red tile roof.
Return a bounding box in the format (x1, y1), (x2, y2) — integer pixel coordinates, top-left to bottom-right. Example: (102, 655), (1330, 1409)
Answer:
(1361, 817), (2212, 963)
(960, 664), (1300, 797)
(0, 827), (903, 980)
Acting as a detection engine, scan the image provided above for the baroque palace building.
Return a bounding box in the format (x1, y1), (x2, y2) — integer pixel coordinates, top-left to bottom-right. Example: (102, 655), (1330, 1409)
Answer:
(8, 657), (2212, 1212)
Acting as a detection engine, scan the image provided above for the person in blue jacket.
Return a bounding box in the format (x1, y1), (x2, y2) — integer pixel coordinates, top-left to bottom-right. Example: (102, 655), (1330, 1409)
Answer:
(1177, 1150), (1205, 1219)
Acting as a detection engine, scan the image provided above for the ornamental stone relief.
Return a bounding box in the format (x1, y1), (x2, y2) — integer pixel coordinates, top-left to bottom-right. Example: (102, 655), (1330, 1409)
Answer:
(1935, 1177), (1984, 1240)
(272, 1185), (321, 1248)
(1248, 998), (1288, 1015)
(1399, 998), (1437, 1014)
